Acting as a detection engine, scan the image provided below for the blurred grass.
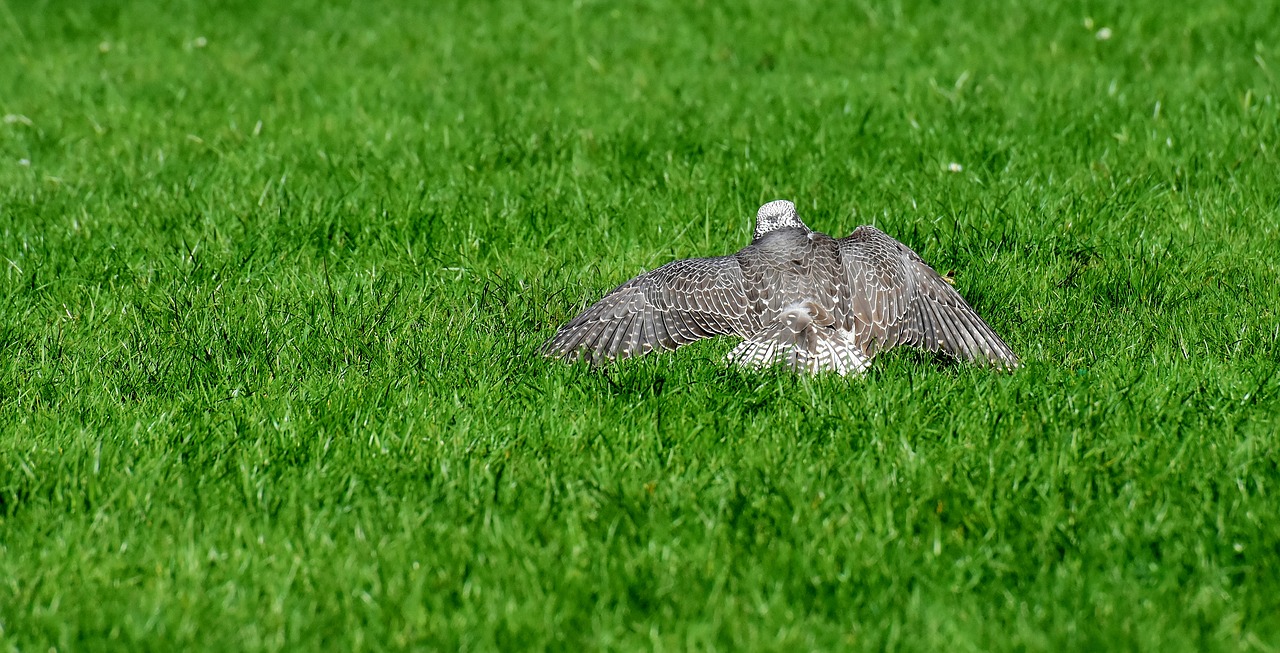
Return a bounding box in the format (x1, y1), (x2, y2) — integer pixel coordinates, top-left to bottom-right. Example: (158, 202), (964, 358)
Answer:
(1, 0), (1278, 650)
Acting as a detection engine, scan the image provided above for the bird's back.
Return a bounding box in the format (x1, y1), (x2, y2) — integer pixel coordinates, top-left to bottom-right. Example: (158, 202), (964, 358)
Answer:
(735, 227), (845, 323)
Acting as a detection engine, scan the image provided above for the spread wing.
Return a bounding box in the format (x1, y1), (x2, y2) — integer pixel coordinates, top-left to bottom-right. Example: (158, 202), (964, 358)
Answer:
(838, 226), (1019, 367)
(541, 255), (758, 363)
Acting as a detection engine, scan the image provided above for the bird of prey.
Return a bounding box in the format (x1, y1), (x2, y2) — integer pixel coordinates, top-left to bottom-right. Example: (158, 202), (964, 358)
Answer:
(541, 200), (1019, 375)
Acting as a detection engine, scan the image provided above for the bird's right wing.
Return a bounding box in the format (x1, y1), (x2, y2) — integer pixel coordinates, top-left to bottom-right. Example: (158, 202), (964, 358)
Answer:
(541, 256), (758, 363)
(838, 226), (1019, 367)
(835, 227), (917, 352)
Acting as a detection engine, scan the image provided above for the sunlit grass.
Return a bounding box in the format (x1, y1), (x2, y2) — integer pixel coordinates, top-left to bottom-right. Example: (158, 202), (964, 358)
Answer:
(1, 0), (1278, 650)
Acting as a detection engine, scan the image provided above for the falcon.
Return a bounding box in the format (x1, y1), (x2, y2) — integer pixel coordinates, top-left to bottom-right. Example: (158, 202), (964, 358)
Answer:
(541, 200), (1019, 375)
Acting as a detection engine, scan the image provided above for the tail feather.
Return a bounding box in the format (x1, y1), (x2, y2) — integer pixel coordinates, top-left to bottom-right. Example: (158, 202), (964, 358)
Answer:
(727, 303), (870, 376)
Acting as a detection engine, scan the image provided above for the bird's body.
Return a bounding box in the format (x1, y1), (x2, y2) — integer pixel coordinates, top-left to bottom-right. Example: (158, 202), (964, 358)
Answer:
(541, 200), (1019, 374)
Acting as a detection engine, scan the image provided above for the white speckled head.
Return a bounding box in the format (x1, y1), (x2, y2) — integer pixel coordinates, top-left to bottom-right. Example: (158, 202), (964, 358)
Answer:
(753, 200), (807, 240)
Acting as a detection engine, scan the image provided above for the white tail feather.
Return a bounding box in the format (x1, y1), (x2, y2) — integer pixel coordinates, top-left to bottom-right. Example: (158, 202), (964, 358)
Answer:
(727, 305), (870, 376)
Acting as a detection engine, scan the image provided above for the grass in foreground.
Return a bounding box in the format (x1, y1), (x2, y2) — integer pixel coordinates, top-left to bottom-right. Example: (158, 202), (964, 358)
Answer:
(1, 0), (1279, 650)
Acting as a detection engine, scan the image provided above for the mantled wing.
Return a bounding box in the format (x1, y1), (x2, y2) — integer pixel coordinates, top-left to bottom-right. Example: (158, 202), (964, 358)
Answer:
(838, 226), (1019, 367)
(541, 255), (758, 363)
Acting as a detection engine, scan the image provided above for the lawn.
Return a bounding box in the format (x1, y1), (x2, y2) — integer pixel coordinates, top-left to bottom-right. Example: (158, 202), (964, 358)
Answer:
(2, 0), (1279, 650)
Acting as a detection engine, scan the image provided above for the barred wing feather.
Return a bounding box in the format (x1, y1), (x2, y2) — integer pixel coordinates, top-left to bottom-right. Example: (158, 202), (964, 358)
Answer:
(541, 256), (758, 363)
(839, 227), (1019, 368)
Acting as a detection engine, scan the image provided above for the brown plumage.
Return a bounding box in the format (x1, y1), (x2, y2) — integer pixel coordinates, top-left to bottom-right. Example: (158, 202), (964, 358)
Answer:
(541, 200), (1019, 375)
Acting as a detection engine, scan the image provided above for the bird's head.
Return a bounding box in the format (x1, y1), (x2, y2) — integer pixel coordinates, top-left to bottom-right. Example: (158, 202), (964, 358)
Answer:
(753, 200), (808, 240)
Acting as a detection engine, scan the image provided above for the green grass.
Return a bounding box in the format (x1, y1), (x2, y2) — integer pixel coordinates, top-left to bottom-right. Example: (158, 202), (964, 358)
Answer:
(2, 0), (1279, 649)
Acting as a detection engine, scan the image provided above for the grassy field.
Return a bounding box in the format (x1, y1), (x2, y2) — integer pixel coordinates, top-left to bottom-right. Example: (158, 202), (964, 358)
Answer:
(2, 0), (1279, 649)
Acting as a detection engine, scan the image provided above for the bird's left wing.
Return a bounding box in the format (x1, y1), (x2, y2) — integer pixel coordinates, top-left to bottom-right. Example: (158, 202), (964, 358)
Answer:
(541, 255), (757, 363)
